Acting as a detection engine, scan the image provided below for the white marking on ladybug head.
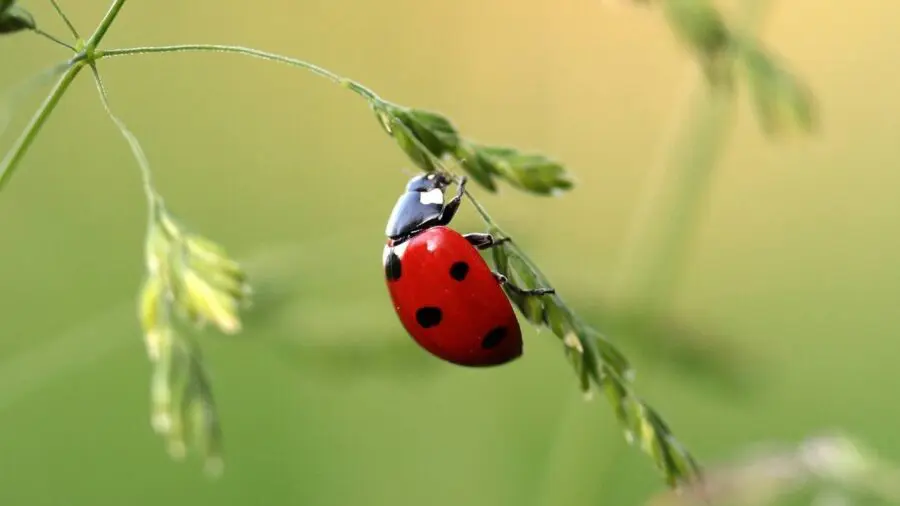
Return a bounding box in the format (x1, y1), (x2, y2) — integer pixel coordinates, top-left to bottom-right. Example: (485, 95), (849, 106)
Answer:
(382, 244), (390, 266)
(419, 188), (444, 206)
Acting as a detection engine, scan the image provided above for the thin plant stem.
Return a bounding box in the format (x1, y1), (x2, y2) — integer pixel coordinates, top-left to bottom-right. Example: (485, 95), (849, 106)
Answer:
(32, 28), (76, 51)
(0, 62), (83, 192)
(88, 64), (158, 212)
(0, 0), (129, 194)
(48, 0), (80, 39)
(0, 61), (72, 137)
(85, 0), (127, 49)
(96, 44), (383, 103)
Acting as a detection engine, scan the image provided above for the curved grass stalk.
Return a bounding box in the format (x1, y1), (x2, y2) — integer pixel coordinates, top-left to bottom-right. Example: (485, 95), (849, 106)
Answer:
(0, 62), (83, 192)
(48, 0), (80, 39)
(97, 45), (383, 103)
(31, 27), (75, 51)
(0, 60), (72, 138)
(87, 64), (158, 210)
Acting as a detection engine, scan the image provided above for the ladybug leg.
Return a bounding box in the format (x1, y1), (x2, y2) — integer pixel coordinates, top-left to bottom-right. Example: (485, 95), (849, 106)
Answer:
(435, 176), (468, 226)
(464, 233), (511, 250)
(493, 272), (556, 296)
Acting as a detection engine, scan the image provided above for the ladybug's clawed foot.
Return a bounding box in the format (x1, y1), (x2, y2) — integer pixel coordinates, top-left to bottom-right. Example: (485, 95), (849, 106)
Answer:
(493, 272), (556, 297)
(436, 176), (468, 226)
(464, 233), (511, 250)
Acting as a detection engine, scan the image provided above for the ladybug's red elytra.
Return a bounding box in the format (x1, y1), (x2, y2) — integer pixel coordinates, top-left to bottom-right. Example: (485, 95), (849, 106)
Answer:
(383, 172), (555, 367)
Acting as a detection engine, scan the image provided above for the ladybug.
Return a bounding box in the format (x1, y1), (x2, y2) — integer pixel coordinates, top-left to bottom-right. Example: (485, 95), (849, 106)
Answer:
(382, 172), (555, 367)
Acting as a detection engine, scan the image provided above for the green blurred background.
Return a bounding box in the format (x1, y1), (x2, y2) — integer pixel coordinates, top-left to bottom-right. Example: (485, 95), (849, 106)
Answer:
(1, 0), (898, 505)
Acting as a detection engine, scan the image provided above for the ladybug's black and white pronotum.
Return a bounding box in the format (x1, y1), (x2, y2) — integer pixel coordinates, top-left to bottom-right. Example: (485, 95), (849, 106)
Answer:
(382, 172), (555, 367)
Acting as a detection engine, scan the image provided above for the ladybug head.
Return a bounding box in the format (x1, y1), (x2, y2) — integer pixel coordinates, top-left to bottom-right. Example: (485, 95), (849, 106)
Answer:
(405, 171), (452, 193)
(386, 172), (454, 240)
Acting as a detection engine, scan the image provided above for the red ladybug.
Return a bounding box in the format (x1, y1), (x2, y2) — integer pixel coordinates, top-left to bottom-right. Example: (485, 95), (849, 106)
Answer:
(382, 172), (555, 367)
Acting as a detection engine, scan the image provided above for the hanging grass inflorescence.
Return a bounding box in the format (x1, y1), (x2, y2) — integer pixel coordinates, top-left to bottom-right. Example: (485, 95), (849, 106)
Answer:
(0, 0), (817, 490)
(637, 0), (818, 136)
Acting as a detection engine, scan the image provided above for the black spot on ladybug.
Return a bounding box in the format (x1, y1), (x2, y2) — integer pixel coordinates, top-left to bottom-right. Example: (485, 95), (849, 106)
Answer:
(481, 326), (508, 349)
(449, 261), (469, 281)
(385, 251), (402, 281)
(416, 307), (442, 328)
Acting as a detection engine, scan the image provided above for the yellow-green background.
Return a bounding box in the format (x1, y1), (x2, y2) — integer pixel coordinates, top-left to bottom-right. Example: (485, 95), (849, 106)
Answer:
(0, 1), (897, 505)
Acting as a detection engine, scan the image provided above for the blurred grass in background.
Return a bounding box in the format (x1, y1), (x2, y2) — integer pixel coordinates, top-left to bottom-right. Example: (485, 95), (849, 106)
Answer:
(0, 0), (898, 505)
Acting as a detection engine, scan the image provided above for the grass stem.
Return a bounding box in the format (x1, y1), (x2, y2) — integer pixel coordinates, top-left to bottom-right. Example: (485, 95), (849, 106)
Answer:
(48, 0), (80, 39)
(0, 62), (83, 192)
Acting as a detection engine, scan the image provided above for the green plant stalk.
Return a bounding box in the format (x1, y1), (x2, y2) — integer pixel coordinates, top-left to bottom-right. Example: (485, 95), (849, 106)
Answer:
(49, 0), (81, 38)
(96, 44), (382, 103)
(611, 0), (775, 315)
(31, 28), (76, 51)
(86, 0), (126, 49)
(0, 0), (130, 194)
(88, 64), (158, 210)
(0, 62), (82, 192)
(0, 61), (72, 136)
